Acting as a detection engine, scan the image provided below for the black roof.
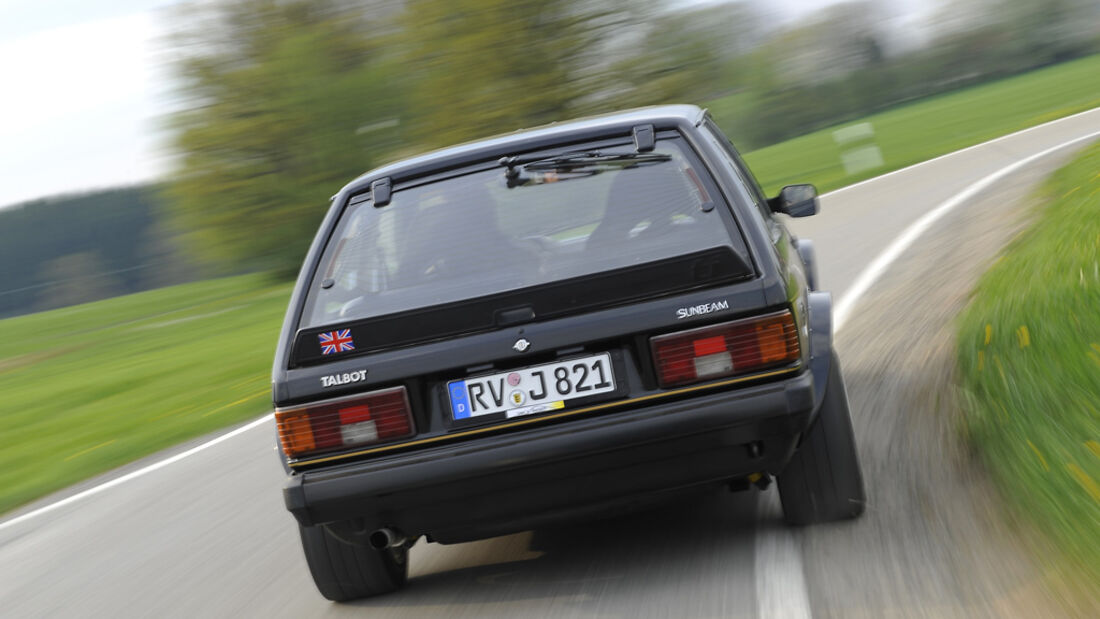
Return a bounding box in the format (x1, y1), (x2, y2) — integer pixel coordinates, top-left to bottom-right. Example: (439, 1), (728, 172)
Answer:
(340, 104), (707, 198)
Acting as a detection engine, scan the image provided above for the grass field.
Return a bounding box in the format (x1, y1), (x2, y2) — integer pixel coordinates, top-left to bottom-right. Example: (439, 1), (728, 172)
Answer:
(3, 57), (1100, 517)
(0, 275), (291, 515)
(956, 142), (1100, 589)
(708, 54), (1100, 195)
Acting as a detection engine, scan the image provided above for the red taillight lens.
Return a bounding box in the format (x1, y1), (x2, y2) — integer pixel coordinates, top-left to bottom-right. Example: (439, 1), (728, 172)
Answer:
(275, 386), (414, 459)
(650, 311), (801, 388)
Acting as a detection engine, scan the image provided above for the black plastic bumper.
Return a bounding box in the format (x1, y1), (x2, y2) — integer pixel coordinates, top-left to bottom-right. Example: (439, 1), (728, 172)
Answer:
(284, 369), (817, 544)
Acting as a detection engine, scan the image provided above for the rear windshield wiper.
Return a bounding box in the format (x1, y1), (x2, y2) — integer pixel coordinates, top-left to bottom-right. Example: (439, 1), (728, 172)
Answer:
(499, 150), (672, 187)
(520, 151), (671, 171)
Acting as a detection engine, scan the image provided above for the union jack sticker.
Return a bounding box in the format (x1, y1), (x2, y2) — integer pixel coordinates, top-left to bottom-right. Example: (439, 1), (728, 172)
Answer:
(318, 329), (355, 355)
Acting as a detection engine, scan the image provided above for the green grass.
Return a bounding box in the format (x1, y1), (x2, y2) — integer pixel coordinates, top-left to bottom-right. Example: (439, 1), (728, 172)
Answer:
(709, 54), (1100, 195)
(956, 142), (1100, 589)
(0, 274), (291, 515)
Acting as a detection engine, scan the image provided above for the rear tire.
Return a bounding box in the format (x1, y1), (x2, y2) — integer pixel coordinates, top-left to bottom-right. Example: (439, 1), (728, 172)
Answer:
(778, 353), (866, 525)
(298, 523), (408, 602)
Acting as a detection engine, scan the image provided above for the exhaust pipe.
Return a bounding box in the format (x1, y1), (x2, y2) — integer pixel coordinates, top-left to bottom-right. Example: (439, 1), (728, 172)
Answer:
(368, 528), (406, 550)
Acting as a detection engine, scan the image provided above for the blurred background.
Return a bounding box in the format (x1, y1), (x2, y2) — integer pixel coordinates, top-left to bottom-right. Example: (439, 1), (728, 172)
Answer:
(3, 2), (1100, 613)
(2, 0), (1099, 315)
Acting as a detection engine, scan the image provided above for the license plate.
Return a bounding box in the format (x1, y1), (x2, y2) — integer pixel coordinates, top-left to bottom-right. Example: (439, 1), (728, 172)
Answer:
(448, 353), (615, 420)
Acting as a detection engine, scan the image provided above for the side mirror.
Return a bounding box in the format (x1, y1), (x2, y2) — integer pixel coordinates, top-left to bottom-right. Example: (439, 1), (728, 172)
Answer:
(768, 184), (819, 217)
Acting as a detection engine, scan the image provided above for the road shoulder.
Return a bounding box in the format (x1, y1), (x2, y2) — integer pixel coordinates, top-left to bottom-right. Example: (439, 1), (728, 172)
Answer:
(801, 147), (1087, 618)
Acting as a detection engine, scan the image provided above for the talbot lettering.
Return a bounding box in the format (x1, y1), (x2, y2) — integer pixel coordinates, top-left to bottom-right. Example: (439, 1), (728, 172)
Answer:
(320, 369), (368, 388)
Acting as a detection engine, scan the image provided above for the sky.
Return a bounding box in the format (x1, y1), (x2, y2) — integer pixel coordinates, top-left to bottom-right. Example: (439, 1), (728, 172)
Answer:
(0, 0), (932, 209)
(0, 0), (174, 208)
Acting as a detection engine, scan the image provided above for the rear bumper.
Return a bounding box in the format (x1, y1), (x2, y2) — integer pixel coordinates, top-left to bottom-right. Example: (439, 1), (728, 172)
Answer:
(284, 369), (816, 543)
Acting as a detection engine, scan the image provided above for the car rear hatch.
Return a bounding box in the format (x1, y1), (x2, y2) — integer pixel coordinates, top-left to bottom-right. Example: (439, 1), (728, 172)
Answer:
(275, 133), (804, 468)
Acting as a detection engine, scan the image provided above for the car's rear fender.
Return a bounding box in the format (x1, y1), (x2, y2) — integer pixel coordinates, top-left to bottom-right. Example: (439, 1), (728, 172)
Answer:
(795, 239), (818, 291)
(806, 290), (834, 417)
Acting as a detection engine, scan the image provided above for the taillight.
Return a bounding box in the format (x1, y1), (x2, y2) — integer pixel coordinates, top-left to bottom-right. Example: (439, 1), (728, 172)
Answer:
(650, 310), (801, 388)
(275, 386), (414, 459)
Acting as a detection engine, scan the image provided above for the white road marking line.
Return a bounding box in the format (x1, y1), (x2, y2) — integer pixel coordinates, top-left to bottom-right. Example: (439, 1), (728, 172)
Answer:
(0, 414), (273, 533)
(755, 488), (812, 619)
(831, 128), (1100, 332)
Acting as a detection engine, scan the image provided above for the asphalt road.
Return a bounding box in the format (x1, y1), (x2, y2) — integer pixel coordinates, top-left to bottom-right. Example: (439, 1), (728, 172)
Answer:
(3, 109), (1100, 618)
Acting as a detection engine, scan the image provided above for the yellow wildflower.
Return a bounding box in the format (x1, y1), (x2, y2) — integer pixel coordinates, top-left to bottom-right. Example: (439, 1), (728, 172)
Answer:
(1026, 440), (1049, 472)
(1086, 440), (1100, 460)
(1066, 463), (1100, 503)
(1016, 326), (1030, 348)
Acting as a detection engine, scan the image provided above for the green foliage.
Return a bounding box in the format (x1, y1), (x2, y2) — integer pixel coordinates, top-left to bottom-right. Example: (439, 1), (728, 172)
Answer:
(0, 274), (290, 516)
(607, 3), (748, 106)
(167, 0), (404, 276)
(397, 0), (627, 148)
(164, 0), (667, 273)
(956, 141), (1100, 591)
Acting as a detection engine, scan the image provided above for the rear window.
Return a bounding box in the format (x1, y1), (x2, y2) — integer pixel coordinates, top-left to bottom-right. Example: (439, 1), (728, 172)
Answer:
(301, 139), (739, 328)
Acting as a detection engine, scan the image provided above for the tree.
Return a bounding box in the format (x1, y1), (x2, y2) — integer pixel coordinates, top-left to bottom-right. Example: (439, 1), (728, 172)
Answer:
(927, 0), (1099, 75)
(167, 0), (404, 276)
(602, 8), (729, 106)
(165, 0), (763, 276)
(996, 0), (1098, 65)
(396, 0), (633, 148)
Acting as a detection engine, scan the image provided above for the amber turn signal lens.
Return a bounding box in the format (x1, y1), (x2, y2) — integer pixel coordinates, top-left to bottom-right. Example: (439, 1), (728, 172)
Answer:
(279, 412), (316, 456)
(755, 315), (797, 364)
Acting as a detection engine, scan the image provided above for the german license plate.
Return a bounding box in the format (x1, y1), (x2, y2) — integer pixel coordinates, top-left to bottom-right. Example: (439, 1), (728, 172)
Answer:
(448, 353), (615, 420)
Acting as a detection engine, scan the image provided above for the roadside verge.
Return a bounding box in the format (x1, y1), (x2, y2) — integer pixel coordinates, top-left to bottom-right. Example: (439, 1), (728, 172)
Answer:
(956, 141), (1100, 604)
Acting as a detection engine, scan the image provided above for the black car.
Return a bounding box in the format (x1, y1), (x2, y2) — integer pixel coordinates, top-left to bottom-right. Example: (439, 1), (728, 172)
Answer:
(272, 105), (865, 601)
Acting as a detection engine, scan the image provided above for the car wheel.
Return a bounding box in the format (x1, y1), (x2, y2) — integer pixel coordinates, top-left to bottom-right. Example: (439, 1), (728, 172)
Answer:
(298, 523), (409, 602)
(777, 352), (866, 525)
